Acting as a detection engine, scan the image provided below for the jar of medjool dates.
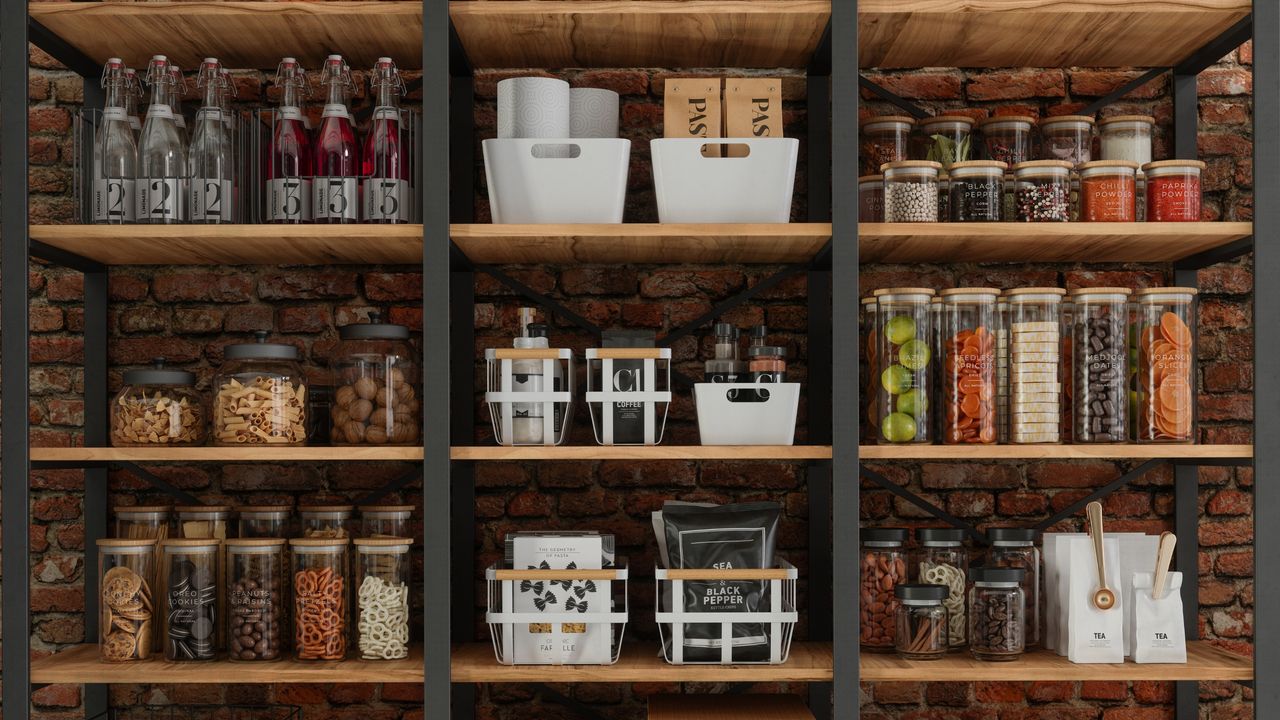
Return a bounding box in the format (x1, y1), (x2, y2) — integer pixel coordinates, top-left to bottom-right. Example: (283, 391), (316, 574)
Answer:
(331, 313), (419, 445)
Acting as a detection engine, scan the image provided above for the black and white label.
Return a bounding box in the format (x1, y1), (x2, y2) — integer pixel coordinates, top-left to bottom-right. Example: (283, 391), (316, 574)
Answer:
(136, 177), (183, 222)
(312, 176), (358, 221)
(190, 178), (233, 222)
(265, 177), (311, 222)
(92, 178), (135, 222)
(704, 371), (740, 383)
(362, 178), (409, 222)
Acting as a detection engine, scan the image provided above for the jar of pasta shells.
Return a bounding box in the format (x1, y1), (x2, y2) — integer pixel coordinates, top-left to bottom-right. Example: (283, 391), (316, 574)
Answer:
(111, 358), (206, 446)
(290, 538), (349, 661)
(330, 315), (420, 446)
(353, 537), (411, 660)
(98, 538), (157, 662)
(213, 332), (307, 446)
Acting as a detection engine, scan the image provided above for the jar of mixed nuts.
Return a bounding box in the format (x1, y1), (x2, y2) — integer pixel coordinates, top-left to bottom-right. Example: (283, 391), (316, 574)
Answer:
(985, 527), (1040, 649)
(948, 160), (1006, 222)
(915, 528), (968, 650)
(330, 314), (420, 446)
(894, 583), (950, 660)
(968, 566), (1026, 661)
(860, 116), (915, 175)
(860, 528), (909, 652)
(858, 175), (885, 223)
(882, 161), (942, 222)
(111, 358), (206, 446)
(979, 115), (1035, 166)
(213, 332), (307, 446)
(1012, 160), (1072, 222)
(1038, 115), (1095, 167)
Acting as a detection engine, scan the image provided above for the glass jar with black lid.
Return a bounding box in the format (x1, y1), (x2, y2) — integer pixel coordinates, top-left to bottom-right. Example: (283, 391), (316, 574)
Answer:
(330, 313), (420, 446)
(111, 358), (206, 446)
(213, 332), (307, 446)
(894, 583), (950, 660)
(860, 528), (909, 652)
(915, 528), (968, 649)
(969, 566), (1026, 661)
(985, 527), (1040, 648)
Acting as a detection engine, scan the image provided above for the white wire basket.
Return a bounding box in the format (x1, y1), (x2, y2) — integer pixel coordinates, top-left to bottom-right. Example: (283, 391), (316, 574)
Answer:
(484, 348), (574, 446)
(694, 383), (801, 445)
(486, 564), (629, 666)
(585, 348), (672, 446)
(655, 561), (798, 665)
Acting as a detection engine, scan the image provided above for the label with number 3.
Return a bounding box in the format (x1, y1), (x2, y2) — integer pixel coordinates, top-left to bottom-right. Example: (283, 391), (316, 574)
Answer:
(312, 177), (359, 221)
(361, 178), (409, 222)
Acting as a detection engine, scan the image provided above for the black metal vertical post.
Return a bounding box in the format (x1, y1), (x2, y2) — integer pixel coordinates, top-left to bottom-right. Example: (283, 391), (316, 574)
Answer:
(807, 266), (833, 720)
(450, 269), (476, 720)
(1172, 73), (1198, 159)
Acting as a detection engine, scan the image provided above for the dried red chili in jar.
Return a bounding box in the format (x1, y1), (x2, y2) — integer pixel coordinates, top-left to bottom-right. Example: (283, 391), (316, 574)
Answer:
(1079, 160), (1140, 222)
(1143, 160), (1206, 222)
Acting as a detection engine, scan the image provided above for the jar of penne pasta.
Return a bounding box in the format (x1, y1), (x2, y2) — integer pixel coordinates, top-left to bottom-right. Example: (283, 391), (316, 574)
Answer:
(213, 332), (308, 446)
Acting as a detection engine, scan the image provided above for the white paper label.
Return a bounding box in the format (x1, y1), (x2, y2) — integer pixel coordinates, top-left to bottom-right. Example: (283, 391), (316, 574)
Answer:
(322, 103), (349, 119)
(373, 107), (402, 125)
(146, 104), (173, 121)
(190, 178), (233, 222)
(312, 176), (358, 220)
(266, 177), (311, 222)
(136, 177), (183, 221)
(362, 178), (409, 222)
(92, 178), (135, 222)
(277, 106), (303, 122)
(102, 107), (127, 122)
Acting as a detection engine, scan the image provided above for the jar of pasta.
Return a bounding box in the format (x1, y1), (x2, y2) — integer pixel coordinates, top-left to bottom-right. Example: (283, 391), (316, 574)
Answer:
(915, 528), (968, 650)
(1143, 160), (1205, 222)
(99, 538), (157, 662)
(876, 288), (936, 444)
(111, 358), (206, 446)
(939, 288), (999, 445)
(331, 314), (420, 446)
(1133, 287), (1198, 443)
(916, 115), (974, 169)
(1005, 288), (1066, 444)
(213, 332), (307, 446)
(301, 505), (354, 539)
(175, 505), (231, 540)
(237, 505), (293, 538)
(290, 538), (349, 661)
(860, 116), (915, 175)
(353, 537), (411, 660)
(979, 115), (1035, 166)
(114, 505), (171, 542)
(226, 538), (287, 661)
(1080, 160), (1139, 222)
(359, 504), (413, 539)
(1038, 115), (1095, 167)
(160, 539), (220, 661)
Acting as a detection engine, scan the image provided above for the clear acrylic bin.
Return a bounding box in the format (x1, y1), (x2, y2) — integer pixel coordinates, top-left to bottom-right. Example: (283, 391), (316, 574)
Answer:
(655, 561), (798, 665)
(693, 383), (800, 445)
(484, 348), (574, 446)
(485, 564), (628, 665)
(585, 348), (671, 446)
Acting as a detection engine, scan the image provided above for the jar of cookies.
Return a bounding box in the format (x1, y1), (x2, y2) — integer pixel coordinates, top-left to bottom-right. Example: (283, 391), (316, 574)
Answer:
(1133, 287), (1198, 443)
(213, 332), (307, 446)
(331, 314), (420, 446)
(290, 538), (349, 661)
(98, 538), (157, 662)
(353, 537), (411, 660)
(359, 504), (413, 539)
(175, 505), (232, 540)
(111, 358), (206, 446)
(860, 528), (909, 652)
(160, 539), (220, 661)
(114, 505), (171, 542)
(226, 538), (288, 661)
(301, 505), (353, 538)
(237, 505), (293, 539)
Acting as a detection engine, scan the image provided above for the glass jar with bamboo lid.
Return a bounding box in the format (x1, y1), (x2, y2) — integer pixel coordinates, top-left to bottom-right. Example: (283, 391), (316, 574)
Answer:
(225, 538), (288, 661)
(237, 505), (293, 539)
(353, 537), (411, 660)
(359, 504), (413, 539)
(175, 505), (232, 540)
(300, 504), (354, 539)
(98, 538), (158, 662)
(114, 505), (171, 541)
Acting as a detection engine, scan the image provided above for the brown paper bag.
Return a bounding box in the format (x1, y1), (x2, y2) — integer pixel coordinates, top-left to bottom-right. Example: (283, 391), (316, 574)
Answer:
(723, 78), (783, 157)
(664, 78), (721, 157)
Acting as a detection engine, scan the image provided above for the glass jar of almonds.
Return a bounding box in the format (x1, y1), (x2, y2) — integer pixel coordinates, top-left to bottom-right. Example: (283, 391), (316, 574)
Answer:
(213, 332), (308, 446)
(330, 314), (419, 446)
(111, 358), (206, 446)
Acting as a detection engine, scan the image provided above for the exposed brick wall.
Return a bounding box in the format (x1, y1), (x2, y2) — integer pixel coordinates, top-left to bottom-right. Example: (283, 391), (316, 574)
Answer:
(13, 28), (1254, 720)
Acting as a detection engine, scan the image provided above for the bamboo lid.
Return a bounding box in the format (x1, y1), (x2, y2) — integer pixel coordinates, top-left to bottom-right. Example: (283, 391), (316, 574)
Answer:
(236, 505), (293, 514)
(161, 538), (221, 550)
(1039, 115), (1096, 126)
(860, 115), (916, 127)
(175, 505), (232, 515)
(919, 115), (975, 126)
(289, 537), (350, 548)
(881, 160), (943, 171)
(939, 287), (1001, 297)
(114, 505), (171, 515)
(1143, 159), (1207, 170)
(858, 174), (883, 183)
(225, 538), (288, 548)
(979, 115), (1036, 126)
(1134, 287), (1199, 297)
(299, 505), (354, 514)
(1099, 114), (1155, 125)
(353, 536), (413, 547)
(98, 538), (157, 548)
(1080, 160), (1141, 170)
(1013, 160), (1074, 171)
(359, 505), (414, 514)
(1068, 287), (1133, 296)
(876, 287), (937, 297)
(949, 160), (1008, 170)
(1004, 287), (1067, 297)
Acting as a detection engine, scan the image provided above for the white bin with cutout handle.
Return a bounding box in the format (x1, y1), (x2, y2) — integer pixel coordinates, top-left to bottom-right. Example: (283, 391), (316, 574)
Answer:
(694, 383), (800, 445)
(483, 138), (630, 223)
(652, 138), (799, 223)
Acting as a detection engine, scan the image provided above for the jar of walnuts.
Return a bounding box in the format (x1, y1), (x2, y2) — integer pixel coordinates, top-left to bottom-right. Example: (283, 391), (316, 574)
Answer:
(111, 358), (206, 446)
(213, 332), (308, 446)
(330, 314), (419, 445)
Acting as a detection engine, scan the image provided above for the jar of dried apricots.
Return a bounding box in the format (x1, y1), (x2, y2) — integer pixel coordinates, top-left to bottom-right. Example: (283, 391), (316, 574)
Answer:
(876, 288), (936, 444)
(289, 538), (349, 661)
(939, 288), (999, 445)
(1133, 288), (1198, 443)
(1069, 288), (1132, 443)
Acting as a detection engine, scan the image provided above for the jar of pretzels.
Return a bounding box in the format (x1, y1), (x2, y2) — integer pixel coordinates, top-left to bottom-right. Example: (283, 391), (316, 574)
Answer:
(226, 538), (288, 661)
(111, 358), (206, 446)
(289, 538), (349, 661)
(353, 537), (411, 660)
(98, 538), (157, 662)
(213, 332), (308, 446)
(300, 505), (354, 539)
(330, 314), (420, 446)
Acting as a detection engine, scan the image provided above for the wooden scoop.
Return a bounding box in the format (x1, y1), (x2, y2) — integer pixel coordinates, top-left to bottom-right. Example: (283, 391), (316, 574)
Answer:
(1152, 531), (1177, 600)
(1086, 501), (1116, 611)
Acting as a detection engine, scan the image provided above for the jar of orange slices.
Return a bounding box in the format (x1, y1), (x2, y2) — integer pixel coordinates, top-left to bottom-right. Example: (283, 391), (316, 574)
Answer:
(1132, 288), (1197, 443)
(939, 288), (1000, 444)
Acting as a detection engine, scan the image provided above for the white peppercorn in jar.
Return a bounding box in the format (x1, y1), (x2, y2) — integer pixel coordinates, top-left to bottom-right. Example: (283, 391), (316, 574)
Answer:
(882, 161), (942, 223)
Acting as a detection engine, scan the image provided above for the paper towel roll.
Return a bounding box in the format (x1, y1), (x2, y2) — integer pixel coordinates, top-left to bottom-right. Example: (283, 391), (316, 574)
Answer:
(570, 87), (620, 139)
(497, 77), (570, 139)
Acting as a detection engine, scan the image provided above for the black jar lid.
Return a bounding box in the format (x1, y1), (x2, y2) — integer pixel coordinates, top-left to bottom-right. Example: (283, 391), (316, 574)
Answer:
(224, 331), (301, 361)
(987, 527), (1038, 543)
(970, 566), (1026, 584)
(861, 527), (909, 544)
(338, 311), (410, 341)
(750, 324), (769, 340)
(123, 357), (196, 386)
(895, 583), (949, 602)
(527, 323), (549, 339)
(917, 528), (966, 545)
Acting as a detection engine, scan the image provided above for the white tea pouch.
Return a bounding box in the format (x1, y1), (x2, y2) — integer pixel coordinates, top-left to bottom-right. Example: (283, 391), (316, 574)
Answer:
(1113, 533), (1159, 657)
(1131, 571), (1187, 663)
(1043, 533), (1085, 652)
(1066, 535), (1124, 663)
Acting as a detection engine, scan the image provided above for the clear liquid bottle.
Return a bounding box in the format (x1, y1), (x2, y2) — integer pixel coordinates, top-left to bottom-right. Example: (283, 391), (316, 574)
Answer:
(704, 323), (743, 382)
(361, 57), (410, 223)
(167, 64), (189, 148)
(124, 67), (143, 140)
(136, 55), (187, 224)
(265, 57), (312, 223)
(312, 54), (359, 224)
(92, 58), (137, 224)
(218, 68), (239, 221)
(188, 58), (233, 224)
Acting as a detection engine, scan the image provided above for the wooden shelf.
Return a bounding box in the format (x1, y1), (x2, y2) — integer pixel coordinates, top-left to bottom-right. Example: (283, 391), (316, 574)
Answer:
(30, 225), (422, 266)
(860, 444), (1252, 461)
(31, 447), (423, 463)
(451, 642), (833, 683)
(452, 446), (832, 461)
(859, 223), (1253, 264)
(27, 2), (423, 71)
(859, 0), (1250, 69)
(450, 1), (830, 69)
(860, 642), (1253, 682)
(451, 224), (831, 265)
(30, 644), (425, 684)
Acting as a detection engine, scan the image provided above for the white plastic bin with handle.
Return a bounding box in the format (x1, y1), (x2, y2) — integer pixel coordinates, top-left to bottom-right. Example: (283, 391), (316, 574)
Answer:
(651, 138), (799, 223)
(694, 383), (800, 445)
(483, 138), (630, 223)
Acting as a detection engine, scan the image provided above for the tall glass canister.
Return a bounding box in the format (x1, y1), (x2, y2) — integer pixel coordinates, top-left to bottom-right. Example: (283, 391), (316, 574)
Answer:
(985, 528), (1040, 649)
(1133, 287), (1198, 443)
(290, 537), (349, 660)
(99, 538), (157, 662)
(353, 537), (411, 660)
(996, 296), (1010, 442)
(160, 538), (221, 661)
(939, 288), (999, 445)
(1070, 288), (1132, 443)
(860, 528), (909, 652)
(876, 288), (936, 444)
(1005, 288), (1066, 444)
(862, 295), (879, 444)
(226, 538), (288, 661)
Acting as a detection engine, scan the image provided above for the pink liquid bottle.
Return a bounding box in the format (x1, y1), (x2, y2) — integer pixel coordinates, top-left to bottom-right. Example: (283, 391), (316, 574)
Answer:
(361, 57), (410, 223)
(265, 57), (312, 223)
(312, 54), (359, 224)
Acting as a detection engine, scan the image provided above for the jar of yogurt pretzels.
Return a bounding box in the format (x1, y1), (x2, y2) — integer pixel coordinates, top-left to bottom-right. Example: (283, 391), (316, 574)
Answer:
(98, 538), (158, 662)
(111, 358), (206, 446)
(330, 314), (420, 446)
(213, 332), (307, 446)
(353, 537), (411, 660)
(289, 538), (349, 661)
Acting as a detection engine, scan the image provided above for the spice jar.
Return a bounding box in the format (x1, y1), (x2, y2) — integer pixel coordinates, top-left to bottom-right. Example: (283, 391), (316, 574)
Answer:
(237, 505), (293, 538)
(860, 528), (908, 652)
(98, 538), (157, 662)
(883, 161), (942, 222)
(1005, 288), (1065, 444)
(161, 538), (220, 661)
(111, 358), (206, 446)
(747, 346), (787, 382)
(1099, 115), (1154, 167)
(226, 538), (287, 661)
(1038, 115), (1095, 167)
(359, 504), (413, 539)
(915, 528), (968, 650)
(290, 538), (349, 661)
(862, 296), (879, 444)
(1012, 160), (1072, 222)
(968, 566), (1026, 661)
(1133, 287), (1198, 443)
(860, 116), (915, 175)
(939, 288), (999, 445)
(1080, 160), (1139, 222)
(301, 505), (354, 538)
(894, 584), (950, 660)
(948, 161), (1006, 221)
(859, 175), (885, 223)
(876, 288), (935, 444)
(1070, 288), (1131, 443)
(1144, 160), (1205, 222)
(936, 174), (949, 221)
(115, 505), (170, 541)
(917, 115), (974, 169)
(353, 537), (411, 660)
(330, 314), (420, 446)
(213, 332), (307, 446)
(986, 528), (1040, 649)
(979, 115), (1035, 166)
(176, 506), (231, 540)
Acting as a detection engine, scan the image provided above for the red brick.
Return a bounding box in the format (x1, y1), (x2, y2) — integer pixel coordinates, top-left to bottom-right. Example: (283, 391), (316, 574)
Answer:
(969, 69), (1066, 100)
(974, 681), (1026, 703)
(1200, 519), (1253, 546)
(153, 271), (253, 302)
(874, 682), (923, 704)
(600, 460), (696, 487)
(224, 304), (274, 333)
(861, 71), (962, 100)
(1081, 681), (1129, 701)
(576, 70), (649, 95)
(507, 490), (552, 518)
(1215, 551), (1253, 577)
(258, 271), (358, 300)
(1026, 681), (1074, 703)
(1102, 710), (1174, 720)
(109, 275), (150, 301)
(30, 305), (64, 332)
(561, 267), (638, 295)
(1073, 69), (1167, 99)
(381, 683), (425, 702)
(118, 306), (169, 334)
(31, 585), (84, 613)
(1198, 68), (1252, 96)
(1029, 461), (1119, 488)
(30, 106), (71, 133)
(55, 522), (83, 551)
(32, 684), (80, 708)
(365, 272), (423, 301)
(557, 487), (617, 517)
(33, 495), (80, 521)
(1208, 489), (1252, 516)
(172, 308), (225, 334)
(110, 337), (202, 365)
(1102, 492), (1151, 517)
(621, 302), (664, 328)
(1202, 361), (1253, 392)
(997, 491), (1049, 516)
(946, 491), (994, 518)
(277, 305), (332, 333)
(29, 135), (58, 164)
(46, 272), (83, 301)
(921, 463), (1021, 489)
(640, 269), (744, 298)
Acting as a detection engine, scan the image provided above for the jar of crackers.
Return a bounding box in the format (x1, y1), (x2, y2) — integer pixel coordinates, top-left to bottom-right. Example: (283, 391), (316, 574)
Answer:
(213, 332), (307, 446)
(110, 358), (206, 446)
(330, 314), (419, 446)
(289, 538), (349, 661)
(98, 538), (158, 662)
